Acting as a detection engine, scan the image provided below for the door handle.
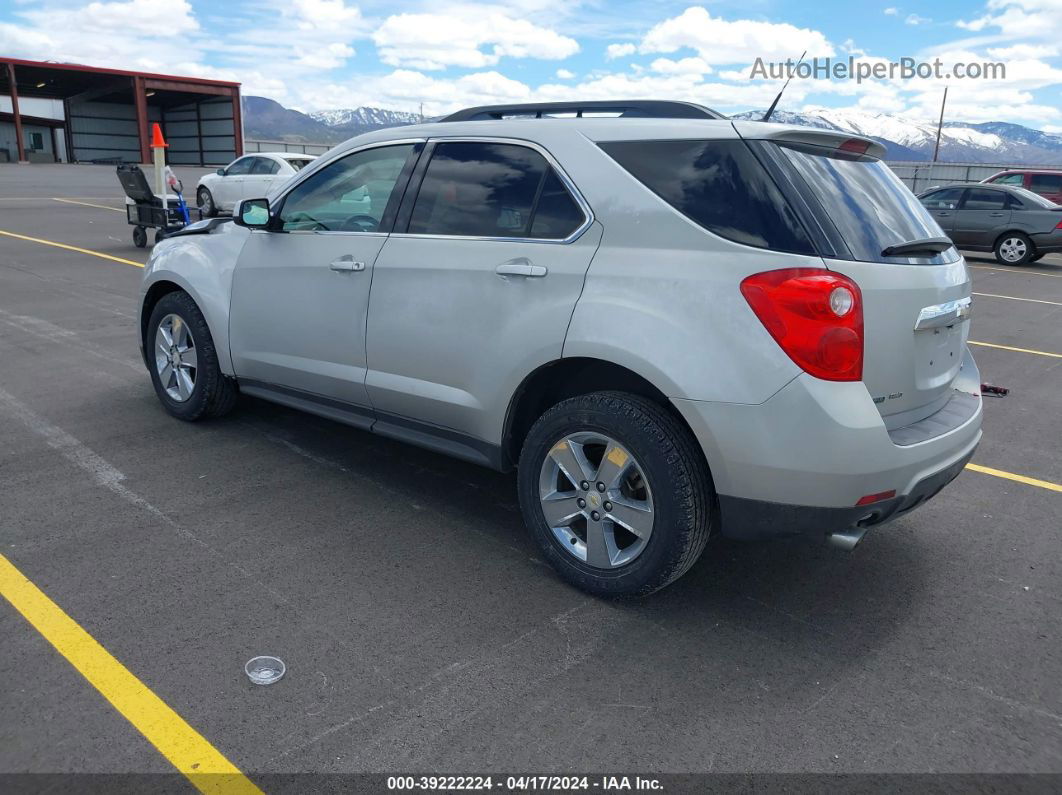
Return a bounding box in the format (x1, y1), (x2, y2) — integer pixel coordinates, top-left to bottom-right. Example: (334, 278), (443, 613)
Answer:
(989, 212), (1005, 217)
(936, 211), (951, 216)
(329, 255), (365, 272)
(495, 258), (547, 278)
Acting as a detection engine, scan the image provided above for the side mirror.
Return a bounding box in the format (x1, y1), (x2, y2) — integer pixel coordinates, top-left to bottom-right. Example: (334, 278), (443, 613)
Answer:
(234, 198), (271, 229)
(216, 167), (226, 176)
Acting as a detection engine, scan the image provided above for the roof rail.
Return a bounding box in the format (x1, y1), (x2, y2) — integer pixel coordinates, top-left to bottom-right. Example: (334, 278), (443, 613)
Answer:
(439, 100), (725, 122)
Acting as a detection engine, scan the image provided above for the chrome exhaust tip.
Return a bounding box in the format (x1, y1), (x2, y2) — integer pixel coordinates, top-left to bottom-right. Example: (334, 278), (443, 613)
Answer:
(826, 527), (868, 551)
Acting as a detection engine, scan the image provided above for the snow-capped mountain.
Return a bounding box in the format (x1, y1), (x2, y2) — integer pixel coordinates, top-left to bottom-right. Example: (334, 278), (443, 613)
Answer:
(310, 107), (422, 129)
(731, 108), (1062, 164)
(242, 97), (421, 143)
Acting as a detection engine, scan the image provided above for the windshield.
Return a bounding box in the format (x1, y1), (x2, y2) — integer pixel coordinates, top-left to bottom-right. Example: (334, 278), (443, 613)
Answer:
(775, 142), (959, 264)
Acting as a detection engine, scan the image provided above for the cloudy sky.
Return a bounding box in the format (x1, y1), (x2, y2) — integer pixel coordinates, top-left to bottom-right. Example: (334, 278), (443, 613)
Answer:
(2, 0), (1061, 129)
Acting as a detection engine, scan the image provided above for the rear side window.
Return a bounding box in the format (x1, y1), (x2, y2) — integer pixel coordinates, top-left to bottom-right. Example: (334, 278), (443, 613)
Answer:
(408, 142), (583, 239)
(1030, 174), (1062, 193)
(600, 139), (814, 254)
(775, 143), (957, 263)
(962, 188), (1006, 210)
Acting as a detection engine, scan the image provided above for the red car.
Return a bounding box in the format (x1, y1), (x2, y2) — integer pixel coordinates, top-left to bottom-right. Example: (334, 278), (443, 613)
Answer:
(982, 169), (1062, 204)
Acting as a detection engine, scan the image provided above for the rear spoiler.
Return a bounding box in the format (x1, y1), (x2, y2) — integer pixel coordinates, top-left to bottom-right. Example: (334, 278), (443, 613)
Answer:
(731, 121), (887, 160)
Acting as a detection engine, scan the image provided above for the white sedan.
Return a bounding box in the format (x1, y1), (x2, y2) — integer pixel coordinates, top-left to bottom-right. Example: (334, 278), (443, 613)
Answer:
(196, 153), (316, 216)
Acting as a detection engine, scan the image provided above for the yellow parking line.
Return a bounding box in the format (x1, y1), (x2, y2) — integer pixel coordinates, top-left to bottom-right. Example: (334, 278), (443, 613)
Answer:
(968, 340), (1062, 358)
(973, 292), (1062, 307)
(0, 553), (262, 795)
(970, 265), (1062, 279)
(0, 229), (144, 268)
(53, 197), (125, 212)
(966, 464), (1062, 493)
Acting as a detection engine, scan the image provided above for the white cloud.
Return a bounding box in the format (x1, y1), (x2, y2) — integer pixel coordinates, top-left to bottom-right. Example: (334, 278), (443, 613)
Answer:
(605, 43), (636, 59)
(637, 6), (834, 65)
(555, 68), (575, 79)
(372, 10), (578, 70)
(905, 13), (931, 25)
(986, 43), (1059, 59)
(957, 0), (1062, 38)
(884, 7), (899, 15)
(649, 57), (712, 76)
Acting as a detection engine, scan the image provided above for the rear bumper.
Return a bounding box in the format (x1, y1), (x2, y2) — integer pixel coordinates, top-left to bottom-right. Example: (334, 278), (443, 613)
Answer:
(716, 442), (976, 541)
(672, 348), (983, 541)
(1030, 233), (1062, 255)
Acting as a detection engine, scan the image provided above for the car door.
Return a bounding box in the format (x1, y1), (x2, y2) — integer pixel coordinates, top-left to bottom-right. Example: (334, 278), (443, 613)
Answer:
(950, 187), (1010, 248)
(215, 156), (255, 210)
(364, 139), (600, 457)
(242, 156), (281, 202)
(919, 187), (964, 234)
(228, 142), (421, 420)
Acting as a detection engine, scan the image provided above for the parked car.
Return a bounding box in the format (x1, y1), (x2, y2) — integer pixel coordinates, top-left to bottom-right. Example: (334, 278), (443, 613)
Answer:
(139, 101), (982, 596)
(981, 169), (1062, 205)
(919, 182), (1062, 265)
(196, 153), (316, 217)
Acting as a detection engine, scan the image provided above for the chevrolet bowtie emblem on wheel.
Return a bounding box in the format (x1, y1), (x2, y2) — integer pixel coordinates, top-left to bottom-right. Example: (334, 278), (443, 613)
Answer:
(589, 493), (601, 508)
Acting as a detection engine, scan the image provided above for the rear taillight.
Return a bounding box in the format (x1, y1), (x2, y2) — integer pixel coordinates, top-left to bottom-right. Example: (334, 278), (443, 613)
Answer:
(740, 268), (864, 382)
(1055, 219), (1062, 230)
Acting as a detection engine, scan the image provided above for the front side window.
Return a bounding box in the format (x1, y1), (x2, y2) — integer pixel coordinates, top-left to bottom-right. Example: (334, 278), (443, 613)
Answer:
(600, 139), (815, 254)
(278, 144), (415, 232)
(920, 188), (964, 209)
(251, 158), (280, 175)
(225, 157), (255, 176)
(962, 188), (1006, 210)
(408, 142), (582, 239)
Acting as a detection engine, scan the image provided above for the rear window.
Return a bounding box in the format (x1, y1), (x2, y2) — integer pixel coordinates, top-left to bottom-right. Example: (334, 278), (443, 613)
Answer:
(287, 158), (313, 171)
(599, 139), (815, 255)
(775, 143), (957, 263)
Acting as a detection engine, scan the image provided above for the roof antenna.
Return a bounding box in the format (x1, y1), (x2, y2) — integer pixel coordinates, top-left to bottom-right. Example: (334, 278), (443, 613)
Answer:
(762, 50), (806, 122)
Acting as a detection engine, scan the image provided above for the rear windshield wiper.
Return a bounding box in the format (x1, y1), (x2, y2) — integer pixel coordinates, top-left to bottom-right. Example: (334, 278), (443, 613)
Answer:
(881, 237), (953, 257)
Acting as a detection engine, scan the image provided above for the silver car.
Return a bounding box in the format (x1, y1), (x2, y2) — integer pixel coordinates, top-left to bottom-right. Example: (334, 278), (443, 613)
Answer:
(139, 101), (982, 596)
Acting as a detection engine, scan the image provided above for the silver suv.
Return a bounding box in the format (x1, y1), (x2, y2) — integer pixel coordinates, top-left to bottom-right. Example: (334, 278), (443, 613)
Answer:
(139, 101), (982, 596)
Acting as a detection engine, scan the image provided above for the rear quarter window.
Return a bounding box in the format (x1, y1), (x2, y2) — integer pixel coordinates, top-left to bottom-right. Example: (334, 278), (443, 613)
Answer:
(599, 139), (815, 255)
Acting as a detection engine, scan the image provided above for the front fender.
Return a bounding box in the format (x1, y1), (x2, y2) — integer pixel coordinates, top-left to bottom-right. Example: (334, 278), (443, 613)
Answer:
(139, 222), (250, 376)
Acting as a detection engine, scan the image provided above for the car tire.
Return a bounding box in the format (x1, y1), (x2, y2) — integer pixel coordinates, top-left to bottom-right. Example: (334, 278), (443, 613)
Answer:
(994, 232), (1034, 265)
(517, 391), (713, 597)
(198, 186), (217, 218)
(132, 226), (147, 248)
(146, 291), (237, 422)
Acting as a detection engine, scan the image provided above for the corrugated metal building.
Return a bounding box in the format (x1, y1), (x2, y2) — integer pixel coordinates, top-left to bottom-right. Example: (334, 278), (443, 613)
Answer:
(0, 57), (242, 165)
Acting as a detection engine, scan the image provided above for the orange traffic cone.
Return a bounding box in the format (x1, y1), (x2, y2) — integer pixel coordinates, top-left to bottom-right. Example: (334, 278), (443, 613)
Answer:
(150, 123), (168, 148)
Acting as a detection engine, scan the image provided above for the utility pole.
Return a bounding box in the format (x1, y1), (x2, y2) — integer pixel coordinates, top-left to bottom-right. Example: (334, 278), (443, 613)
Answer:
(932, 86), (948, 163)
(419, 102), (424, 123)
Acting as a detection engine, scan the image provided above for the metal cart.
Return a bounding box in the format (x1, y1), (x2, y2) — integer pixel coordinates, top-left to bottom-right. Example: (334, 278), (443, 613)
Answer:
(116, 164), (198, 248)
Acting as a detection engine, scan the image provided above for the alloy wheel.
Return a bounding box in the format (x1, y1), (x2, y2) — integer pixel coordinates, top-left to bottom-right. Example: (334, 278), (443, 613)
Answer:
(538, 432), (654, 569)
(154, 313), (198, 402)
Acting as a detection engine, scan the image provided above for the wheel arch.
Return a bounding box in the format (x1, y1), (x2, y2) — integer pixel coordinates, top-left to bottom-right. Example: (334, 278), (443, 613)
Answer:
(501, 357), (707, 472)
(994, 229), (1035, 251)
